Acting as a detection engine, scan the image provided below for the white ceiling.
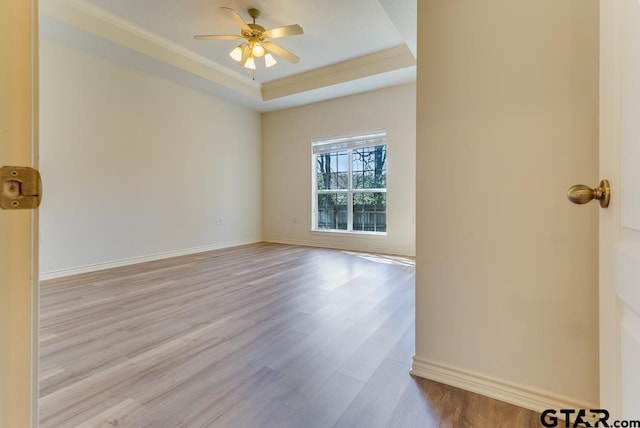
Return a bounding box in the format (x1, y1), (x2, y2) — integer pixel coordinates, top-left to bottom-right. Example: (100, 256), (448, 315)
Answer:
(39, 0), (417, 111)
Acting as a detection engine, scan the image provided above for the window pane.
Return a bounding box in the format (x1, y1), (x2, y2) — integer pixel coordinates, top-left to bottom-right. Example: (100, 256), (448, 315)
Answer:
(317, 152), (349, 190)
(314, 140), (387, 234)
(352, 171), (364, 189)
(352, 153), (363, 173)
(353, 145), (386, 189)
(337, 152), (348, 173)
(317, 193), (348, 230)
(337, 172), (349, 189)
(353, 192), (386, 232)
(353, 171), (387, 190)
(328, 151), (348, 174)
(317, 173), (331, 190)
(317, 172), (347, 190)
(316, 154), (331, 190)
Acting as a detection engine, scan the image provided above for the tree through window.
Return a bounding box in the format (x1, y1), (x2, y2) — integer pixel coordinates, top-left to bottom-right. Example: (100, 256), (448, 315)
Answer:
(312, 131), (387, 233)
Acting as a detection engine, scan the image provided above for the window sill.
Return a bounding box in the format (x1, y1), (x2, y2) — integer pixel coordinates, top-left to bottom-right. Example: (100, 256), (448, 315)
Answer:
(310, 229), (387, 238)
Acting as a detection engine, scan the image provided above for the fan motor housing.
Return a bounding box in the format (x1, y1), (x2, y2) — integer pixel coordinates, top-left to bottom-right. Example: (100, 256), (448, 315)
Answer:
(247, 23), (265, 33)
(245, 8), (265, 37)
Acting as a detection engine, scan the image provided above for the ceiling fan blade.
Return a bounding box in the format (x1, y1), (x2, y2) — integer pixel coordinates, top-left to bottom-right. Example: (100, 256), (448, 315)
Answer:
(193, 34), (243, 40)
(240, 45), (251, 66)
(263, 41), (300, 64)
(220, 7), (251, 32)
(262, 24), (304, 39)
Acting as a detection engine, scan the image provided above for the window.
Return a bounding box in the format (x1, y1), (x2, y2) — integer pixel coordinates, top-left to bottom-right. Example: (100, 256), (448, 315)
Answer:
(312, 130), (387, 233)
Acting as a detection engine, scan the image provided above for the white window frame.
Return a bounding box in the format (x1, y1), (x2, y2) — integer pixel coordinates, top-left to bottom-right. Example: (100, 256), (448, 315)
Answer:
(311, 130), (387, 234)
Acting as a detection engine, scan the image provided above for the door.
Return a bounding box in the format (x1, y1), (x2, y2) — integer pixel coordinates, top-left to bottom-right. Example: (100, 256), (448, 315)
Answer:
(599, 0), (640, 419)
(0, 1), (39, 427)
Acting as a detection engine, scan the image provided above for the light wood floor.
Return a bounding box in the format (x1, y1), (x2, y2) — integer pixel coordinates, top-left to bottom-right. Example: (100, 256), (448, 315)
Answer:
(39, 243), (543, 427)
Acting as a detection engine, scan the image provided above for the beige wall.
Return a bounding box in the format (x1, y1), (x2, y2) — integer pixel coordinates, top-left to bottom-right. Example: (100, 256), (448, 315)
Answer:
(414, 0), (599, 409)
(39, 39), (262, 278)
(262, 84), (416, 256)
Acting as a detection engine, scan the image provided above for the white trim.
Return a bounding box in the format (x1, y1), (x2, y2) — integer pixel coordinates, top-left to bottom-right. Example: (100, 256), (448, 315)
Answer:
(317, 188), (387, 194)
(262, 45), (416, 100)
(309, 230), (387, 237)
(263, 236), (414, 257)
(312, 130), (387, 154)
(70, 0), (256, 86)
(599, 0), (623, 415)
(615, 243), (640, 319)
(39, 0), (261, 98)
(411, 356), (598, 415)
(348, 149), (353, 231)
(622, 306), (640, 347)
(312, 128), (388, 146)
(39, 0), (416, 109)
(39, 239), (260, 280)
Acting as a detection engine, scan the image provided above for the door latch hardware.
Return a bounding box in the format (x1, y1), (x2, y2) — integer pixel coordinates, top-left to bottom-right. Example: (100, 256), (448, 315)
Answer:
(567, 179), (610, 208)
(0, 166), (42, 209)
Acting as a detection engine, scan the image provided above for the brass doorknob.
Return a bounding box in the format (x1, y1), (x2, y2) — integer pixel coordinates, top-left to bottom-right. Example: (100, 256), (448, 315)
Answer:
(567, 179), (610, 208)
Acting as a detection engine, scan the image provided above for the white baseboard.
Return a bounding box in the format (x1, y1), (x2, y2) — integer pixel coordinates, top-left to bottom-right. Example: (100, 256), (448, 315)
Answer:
(39, 239), (260, 281)
(263, 236), (415, 258)
(411, 356), (597, 415)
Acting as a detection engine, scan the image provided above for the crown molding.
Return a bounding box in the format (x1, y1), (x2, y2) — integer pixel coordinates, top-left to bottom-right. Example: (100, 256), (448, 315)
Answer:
(39, 0), (261, 99)
(262, 45), (416, 101)
(40, 0), (416, 109)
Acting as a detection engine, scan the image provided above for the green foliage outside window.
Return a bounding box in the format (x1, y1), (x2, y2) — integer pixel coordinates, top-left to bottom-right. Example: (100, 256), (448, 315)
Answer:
(315, 144), (387, 232)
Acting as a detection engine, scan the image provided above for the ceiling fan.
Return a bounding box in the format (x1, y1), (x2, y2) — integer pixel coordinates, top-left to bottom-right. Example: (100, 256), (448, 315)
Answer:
(194, 7), (304, 70)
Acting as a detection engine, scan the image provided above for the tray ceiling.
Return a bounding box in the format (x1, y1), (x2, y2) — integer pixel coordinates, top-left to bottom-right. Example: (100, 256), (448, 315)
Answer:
(40, 0), (417, 111)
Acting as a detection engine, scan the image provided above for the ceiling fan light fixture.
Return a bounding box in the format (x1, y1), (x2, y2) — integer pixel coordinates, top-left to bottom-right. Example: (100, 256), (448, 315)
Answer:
(229, 45), (243, 62)
(264, 53), (277, 68)
(251, 43), (266, 57)
(244, 55), (256, 70)
(196, 7), (303, 72)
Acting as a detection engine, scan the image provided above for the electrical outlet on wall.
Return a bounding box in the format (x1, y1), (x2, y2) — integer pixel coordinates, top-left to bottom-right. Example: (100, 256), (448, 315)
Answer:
(215, 217), (224, 226)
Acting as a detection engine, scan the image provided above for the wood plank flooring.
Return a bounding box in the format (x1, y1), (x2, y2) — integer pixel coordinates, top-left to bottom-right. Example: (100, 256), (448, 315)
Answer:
(39, 243), (544, 427)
